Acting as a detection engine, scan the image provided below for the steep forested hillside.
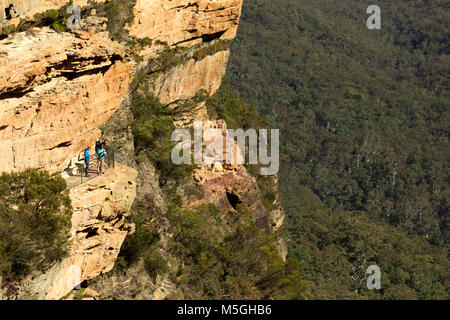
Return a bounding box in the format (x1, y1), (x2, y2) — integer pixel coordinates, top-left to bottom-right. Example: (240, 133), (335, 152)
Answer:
(226, 0), (449, 299)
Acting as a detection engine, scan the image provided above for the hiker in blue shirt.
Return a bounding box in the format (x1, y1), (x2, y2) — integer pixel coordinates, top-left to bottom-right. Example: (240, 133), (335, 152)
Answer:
(97, 143), (107, 174)
(84, 146), (91, 177)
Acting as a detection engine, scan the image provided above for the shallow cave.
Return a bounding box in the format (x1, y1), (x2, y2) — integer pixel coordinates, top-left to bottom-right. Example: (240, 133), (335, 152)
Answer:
(85, 227), (99, 239)
(226, 191), (242, 210)
(48, 141), (72, 150)
(201, 30), (226, 42)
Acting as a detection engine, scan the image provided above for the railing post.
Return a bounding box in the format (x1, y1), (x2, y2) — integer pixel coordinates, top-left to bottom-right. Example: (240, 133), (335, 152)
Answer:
(68, 147), (116, 189)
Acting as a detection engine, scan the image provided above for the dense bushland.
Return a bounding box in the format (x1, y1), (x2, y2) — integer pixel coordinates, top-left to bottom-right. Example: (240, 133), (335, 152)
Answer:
(166, 202), (308, 299)
(226, 0), (449, 299)
(0, 170), (72, 287)
(110, 74), (308, 299)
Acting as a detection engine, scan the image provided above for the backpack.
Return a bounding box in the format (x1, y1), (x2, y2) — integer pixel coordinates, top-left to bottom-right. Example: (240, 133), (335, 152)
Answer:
(95, 140), (101, 153)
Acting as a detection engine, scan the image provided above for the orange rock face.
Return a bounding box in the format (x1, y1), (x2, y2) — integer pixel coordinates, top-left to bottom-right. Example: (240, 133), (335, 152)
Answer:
(0, 28), (131, 173)
(191, 166), (270, 230)
(129, 0), (242, 107)
(0, 0), (254, 301)
(153, 50), (230, 105)
(128, 0), (243, 46)
(20, 164), (137, 300)
(0, 0), (107, 26)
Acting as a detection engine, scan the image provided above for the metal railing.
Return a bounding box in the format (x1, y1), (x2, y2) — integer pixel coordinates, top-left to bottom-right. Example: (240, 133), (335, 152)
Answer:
(64, 147), (115, 189)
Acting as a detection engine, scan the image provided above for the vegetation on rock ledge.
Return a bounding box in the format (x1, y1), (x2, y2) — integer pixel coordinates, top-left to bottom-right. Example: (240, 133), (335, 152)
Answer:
(0, 170), (72, 290)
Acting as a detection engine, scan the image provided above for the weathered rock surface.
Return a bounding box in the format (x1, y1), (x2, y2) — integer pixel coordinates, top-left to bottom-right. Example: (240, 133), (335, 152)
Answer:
(191, 166), (270, 230)
(19, 164), (137, 300)
(152, 49), (230, 105)
(129, 0), (241, 108)
(128, 0), (242, 46)
(0, 28), (131, 173)
(0, 0), (284, 301)
(188, 120), (284, 233)
(0, 0), (107, 26)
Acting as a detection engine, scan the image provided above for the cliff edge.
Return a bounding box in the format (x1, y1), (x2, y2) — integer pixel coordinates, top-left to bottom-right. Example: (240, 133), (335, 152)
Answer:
(0, 0), (287, 300)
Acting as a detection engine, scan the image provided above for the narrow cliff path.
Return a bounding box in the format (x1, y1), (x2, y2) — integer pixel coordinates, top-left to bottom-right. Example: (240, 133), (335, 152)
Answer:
(65, 166), (110, 189)
(31, 163), (138, 300)
(63, 152), (116, 189)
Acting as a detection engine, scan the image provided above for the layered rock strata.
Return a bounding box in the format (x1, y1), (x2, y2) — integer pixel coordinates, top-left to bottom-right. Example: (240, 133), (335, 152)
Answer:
(0, 27), (131, 173)
(18, 164), (137, 300)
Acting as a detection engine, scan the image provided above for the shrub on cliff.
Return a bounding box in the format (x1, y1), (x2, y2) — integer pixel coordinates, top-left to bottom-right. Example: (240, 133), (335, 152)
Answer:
(146, 46), (186, 74)
(0, 3), (71, 38)
(143, 249), (168, 279)
(118, 220), (160, 267)
(166, 203), (309, 299)
(193, 40), (231, 61)
(93, 0), (136, 41)
(0, 169), (72, 284)
(131, 88), (194, 186)
(206, 82), (264, 130)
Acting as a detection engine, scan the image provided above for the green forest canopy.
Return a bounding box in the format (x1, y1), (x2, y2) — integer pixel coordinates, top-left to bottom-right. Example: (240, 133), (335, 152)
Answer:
(225, 0), (449, 299)
(0, 170), (72, 290)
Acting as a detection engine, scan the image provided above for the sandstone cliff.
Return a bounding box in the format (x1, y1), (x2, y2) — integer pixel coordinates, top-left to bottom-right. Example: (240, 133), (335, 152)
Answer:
(128, 0), (242, 47)
(0, 27), (131, 173)
(0, 0), (107, 26)
(0, 1), (135, 300)
(152, 50), (230, 106)
(1, 0), (284, 300)
(16, 164), (137, 300)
